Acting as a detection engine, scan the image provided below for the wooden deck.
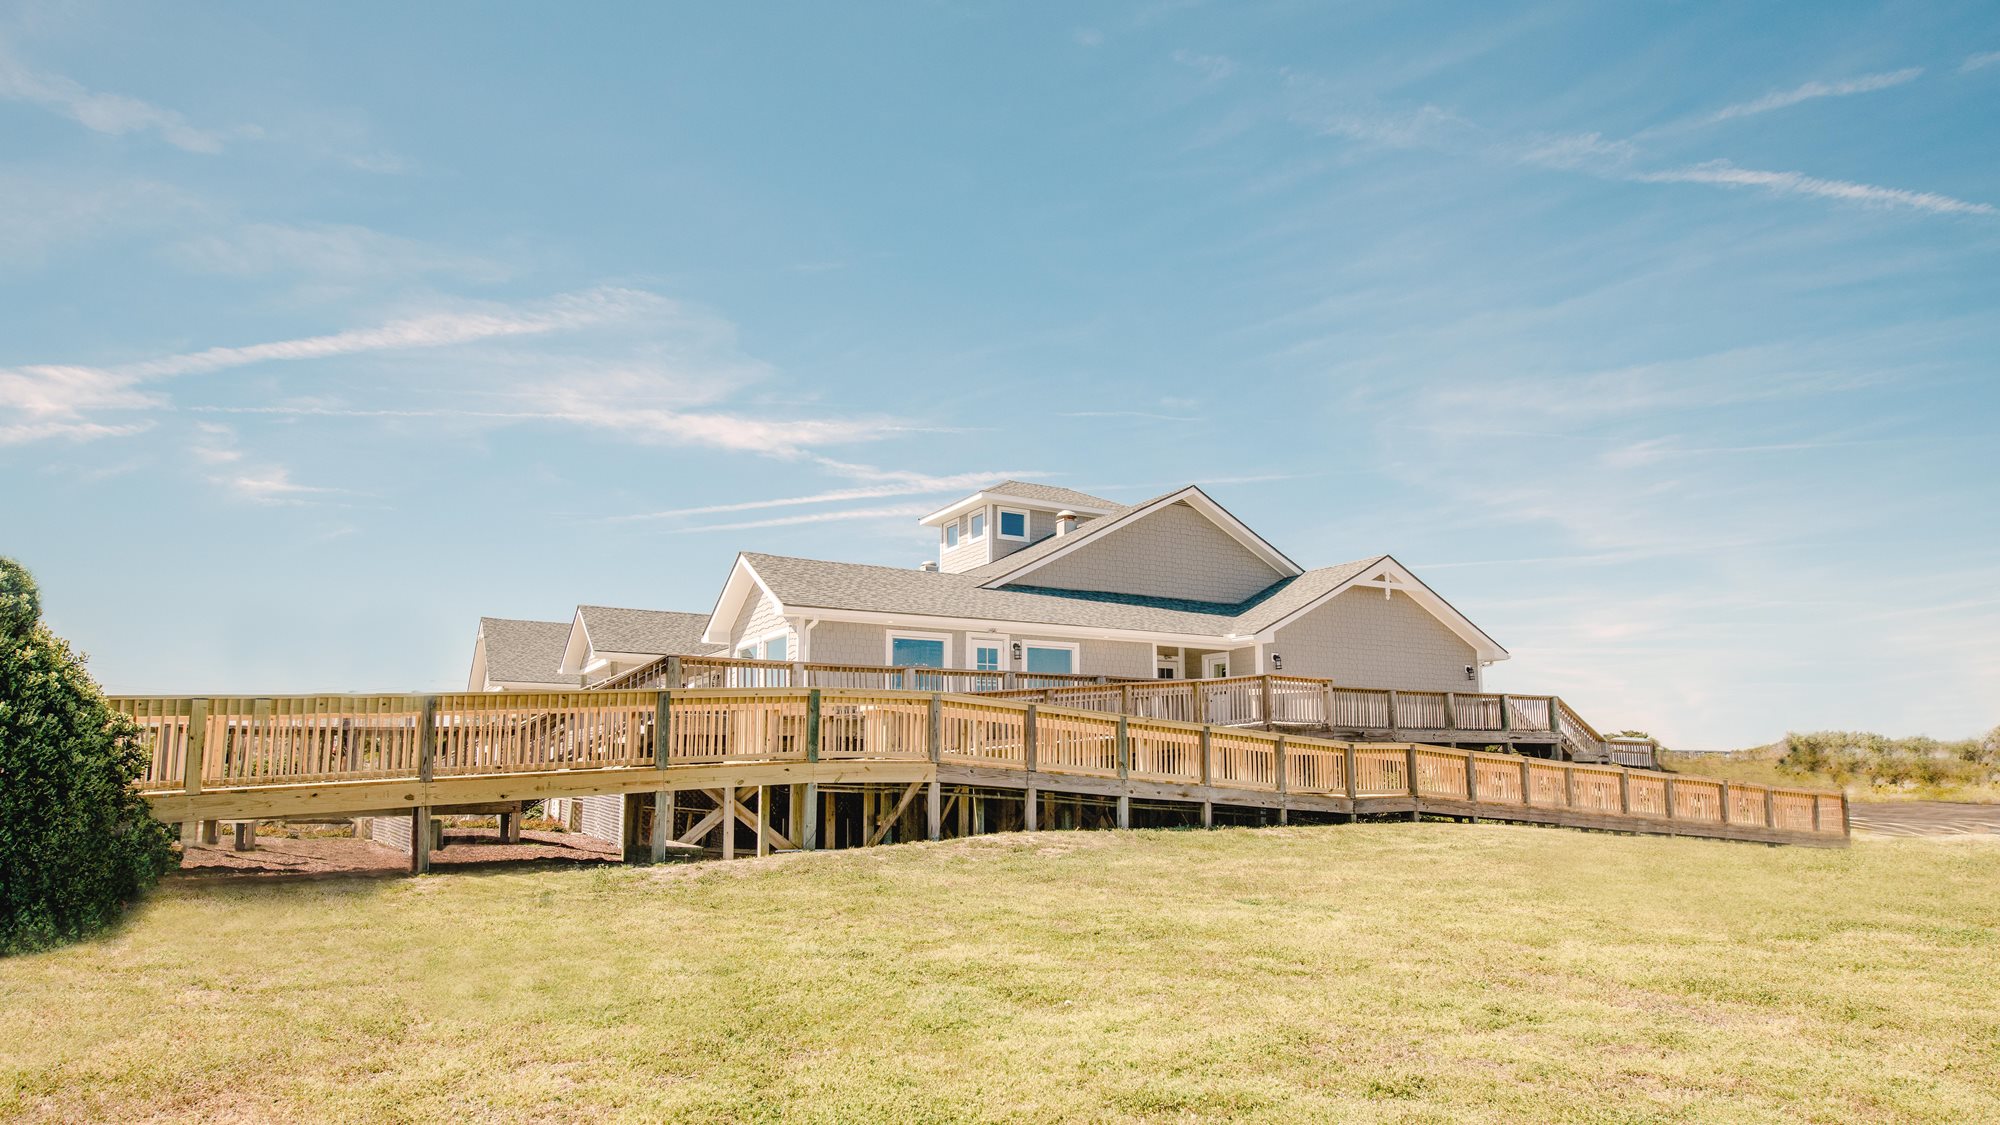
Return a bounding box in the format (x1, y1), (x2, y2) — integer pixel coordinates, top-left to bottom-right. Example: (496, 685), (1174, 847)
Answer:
(114, 686), (1846, 871)
(600, 656), (1656, 766)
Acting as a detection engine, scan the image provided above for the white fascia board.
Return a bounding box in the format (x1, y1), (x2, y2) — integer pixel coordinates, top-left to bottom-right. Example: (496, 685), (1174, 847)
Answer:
(701, 556), (786, 646)
(555, 608), (595, 675)
(784, 604), (1254, 648)
(977, 486), (1302, 590)
(467, 632), (489, 692)
(919, 490), (1118, 526)
(1251, 556), (1509, 662)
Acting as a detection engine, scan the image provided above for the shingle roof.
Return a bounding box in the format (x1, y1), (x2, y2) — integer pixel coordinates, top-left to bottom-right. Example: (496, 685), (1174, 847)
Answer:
(478, 618), (584, 686)
(742, 552), (1385, 638)
(576, 606), (720, 656)
(983, 480), (1123, 511)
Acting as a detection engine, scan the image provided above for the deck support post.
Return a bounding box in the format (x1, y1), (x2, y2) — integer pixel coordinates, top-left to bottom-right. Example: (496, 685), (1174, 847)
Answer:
(1200, 725), (1214, 828)
(651, 790), (672, 862)
(179, 698), (210, 848)
(1274, 735), (1288, 825)
(499, 810), (522, 844)
(1444, 691), (1458, 732)
(721, 788), (737, 860)
(1386, 690), (1401, 739)
(199, 820), (220, 846)
(1764, 787), (1776, 829)
(1115, 713), (1132, 829)
(1405, 745), (1420, 822)
(232, 821), (256, 852)
(755, 786), (770, 857)
(1619, 769), (1631, 815)
(928, 694), (944, 840)
(409, 806), (431, 874)
(802, 690), (821, 850)
(1023, 706), (1039, 831)
(664, 655), (682, 690)
(1719, 781), (1732, 825)
(1663, 777), (1678, 834)
(1563, 764), (1576, 810)
(1520, 758), (1533, 807)
(1464, 751), (1478, 821)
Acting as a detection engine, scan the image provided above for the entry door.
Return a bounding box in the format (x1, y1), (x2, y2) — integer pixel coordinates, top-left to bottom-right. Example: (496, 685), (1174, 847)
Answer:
(1204, 655), (1229, 679)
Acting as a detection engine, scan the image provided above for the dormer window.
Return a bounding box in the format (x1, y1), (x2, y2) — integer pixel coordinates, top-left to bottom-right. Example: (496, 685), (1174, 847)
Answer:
(944, 522), (959, 548)
(968, 511), (985, 539)
(998, 508), (1029, 540)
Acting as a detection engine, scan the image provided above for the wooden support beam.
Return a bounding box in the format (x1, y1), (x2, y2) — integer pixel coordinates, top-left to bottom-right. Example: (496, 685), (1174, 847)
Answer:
(232, 821), (256, 852)
(1260, 676), (1275, 730)
(651, 789), (671, 862)
(721, 787), (736, 860)
(756, 785), (770, 857)
(409, 805), (431, 874)
(869, 782), (924, 846)
(653, 690), (672, 769)
(199, 820), (220, 846)
(803, 689), (821, 850)
(418, 695), (438, 785)
(1024, 704), (1039, 831)
(1275, 735), (1288, 825)
(1201, 724), (1215, 828)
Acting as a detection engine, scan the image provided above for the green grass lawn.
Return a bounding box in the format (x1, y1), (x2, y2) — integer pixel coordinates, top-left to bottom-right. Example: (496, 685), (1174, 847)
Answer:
(4, 825), (1997, 1124)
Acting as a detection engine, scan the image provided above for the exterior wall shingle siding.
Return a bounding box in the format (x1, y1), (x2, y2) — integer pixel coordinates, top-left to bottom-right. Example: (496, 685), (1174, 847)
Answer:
(1006, 501), (1282, 604)
(795, 618), (1150, 678)
(729, 589), (793, 656)
(1270, 587), (1476, 691)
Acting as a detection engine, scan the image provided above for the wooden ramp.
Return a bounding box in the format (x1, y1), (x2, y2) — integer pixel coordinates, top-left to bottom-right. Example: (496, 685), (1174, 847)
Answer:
(115, 687), (1848, 872)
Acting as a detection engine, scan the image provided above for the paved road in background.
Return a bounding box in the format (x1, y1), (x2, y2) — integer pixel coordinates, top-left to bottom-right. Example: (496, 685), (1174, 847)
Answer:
(1847, 801), (2000, 838)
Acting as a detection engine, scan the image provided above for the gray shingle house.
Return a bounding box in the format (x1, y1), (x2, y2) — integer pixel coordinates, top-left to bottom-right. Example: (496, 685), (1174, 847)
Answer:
(475, 480), (1506, 694)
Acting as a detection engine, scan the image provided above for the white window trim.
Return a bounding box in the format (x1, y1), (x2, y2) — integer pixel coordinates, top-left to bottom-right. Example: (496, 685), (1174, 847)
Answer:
(884, 630), (954, 668)
(1204, 654), (1230, 679)
(965, 632), (1010, 671)
(943, 522), (959, 548)
(967, 509), (987, 540)
(1020, 639), (1081, 675)
(996, 507), (1031, 541)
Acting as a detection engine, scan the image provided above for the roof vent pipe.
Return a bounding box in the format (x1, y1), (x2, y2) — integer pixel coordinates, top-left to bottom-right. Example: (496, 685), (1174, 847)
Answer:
(919, 560), (939, 572)
(1055, 510), (1078, 536)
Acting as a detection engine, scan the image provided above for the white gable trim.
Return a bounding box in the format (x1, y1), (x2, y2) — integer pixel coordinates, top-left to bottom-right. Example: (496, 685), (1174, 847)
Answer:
(556, 608), (595, 675)
(976, 486), (1302, 590)
(702, 555), (788, 646)
(1249, 555), (1509, 662)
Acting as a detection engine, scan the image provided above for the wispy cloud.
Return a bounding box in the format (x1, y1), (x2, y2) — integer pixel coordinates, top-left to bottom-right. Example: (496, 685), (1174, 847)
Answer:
(0, 419), (154, 445)
(0, 287), (667, 428)
(1057, 410), (1199, 422)
(1960, 50), (2000, 73)
(0, 49), (247, 153)
(605, 471), (1031, 522)
(1696, 68), (1922, 126)
(669, 503), (937, 533)
(1632, 161), (1994, 216)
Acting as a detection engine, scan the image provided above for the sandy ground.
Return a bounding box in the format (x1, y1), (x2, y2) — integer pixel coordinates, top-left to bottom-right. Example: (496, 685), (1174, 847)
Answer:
(1847, 801), (2000, 838)
(173, 826), (622, 879)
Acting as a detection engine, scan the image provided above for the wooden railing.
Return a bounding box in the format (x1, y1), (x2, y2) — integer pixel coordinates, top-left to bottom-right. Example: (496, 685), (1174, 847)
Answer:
(984, 675), (1558, 733)
(594, 661), (1657, 767)
(592, 654), (1121, 694)
(109, 687), (1840, 845)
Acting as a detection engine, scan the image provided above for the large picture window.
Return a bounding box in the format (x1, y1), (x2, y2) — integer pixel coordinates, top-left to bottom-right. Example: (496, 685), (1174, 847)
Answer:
(887, 631), (952, 688)
(1022, 642), (1078, 676)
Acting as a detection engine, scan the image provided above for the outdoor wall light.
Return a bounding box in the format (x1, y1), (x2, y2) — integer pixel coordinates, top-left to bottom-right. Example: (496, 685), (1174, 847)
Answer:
(1270, 654), (1283, 670)
(1465, 664), (1476, 681)
(1010, 642), (1022, 660)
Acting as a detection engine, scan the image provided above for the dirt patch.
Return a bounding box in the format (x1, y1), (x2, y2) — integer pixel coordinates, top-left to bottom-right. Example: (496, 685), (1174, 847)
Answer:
(172, 827), (622, 880)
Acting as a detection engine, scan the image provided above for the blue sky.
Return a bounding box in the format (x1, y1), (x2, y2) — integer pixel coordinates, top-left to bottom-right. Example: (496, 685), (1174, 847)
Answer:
(3, 2), (1996, 750)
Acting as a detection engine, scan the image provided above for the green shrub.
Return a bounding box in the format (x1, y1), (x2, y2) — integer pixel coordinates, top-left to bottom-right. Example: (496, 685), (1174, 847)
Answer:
(0, 557), (175, 954)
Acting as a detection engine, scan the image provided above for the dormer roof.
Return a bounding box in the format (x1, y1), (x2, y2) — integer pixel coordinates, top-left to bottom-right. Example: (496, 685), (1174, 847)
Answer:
(970, 485), (1302, 589)
(919, 480), (1121, 527)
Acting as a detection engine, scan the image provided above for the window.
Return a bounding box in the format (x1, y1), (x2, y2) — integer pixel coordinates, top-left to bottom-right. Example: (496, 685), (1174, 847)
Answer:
(888, 632), (951, 689)
(973, 644), (1003, 672)
(998, 508), (1029, 540)
(1022, 643), (1078, 676)
(944, 522), (959, 548)
(763, 634), (788, 661)
(969, 511), (985, 539)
